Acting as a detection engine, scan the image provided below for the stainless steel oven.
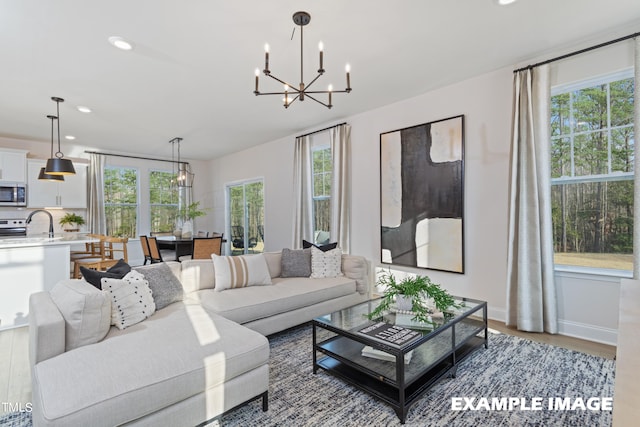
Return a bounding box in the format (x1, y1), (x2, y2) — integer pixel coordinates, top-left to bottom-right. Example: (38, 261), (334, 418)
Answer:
(0, 182), (27, 207)
(0, 218), (27, 236)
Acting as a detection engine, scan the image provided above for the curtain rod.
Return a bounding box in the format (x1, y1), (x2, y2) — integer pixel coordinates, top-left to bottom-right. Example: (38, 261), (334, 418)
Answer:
(296, 122), (347, 139)
(84, 150), (188, 165)
(514, 31), (640, 73)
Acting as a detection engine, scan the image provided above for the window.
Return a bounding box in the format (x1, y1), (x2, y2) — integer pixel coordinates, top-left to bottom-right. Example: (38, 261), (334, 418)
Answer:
(550, 71), (634, 271)
(227, 179), (264, 255)
(312, 147), (332, 244)
(149, 170), (178, 234)
(104, 167), (138, 238)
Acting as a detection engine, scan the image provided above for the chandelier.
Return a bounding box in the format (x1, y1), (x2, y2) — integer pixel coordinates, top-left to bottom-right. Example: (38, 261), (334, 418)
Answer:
(253, 11), (352, 109)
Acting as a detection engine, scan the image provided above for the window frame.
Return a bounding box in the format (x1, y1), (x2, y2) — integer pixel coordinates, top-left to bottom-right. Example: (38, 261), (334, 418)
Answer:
(550, 68), (634, 275)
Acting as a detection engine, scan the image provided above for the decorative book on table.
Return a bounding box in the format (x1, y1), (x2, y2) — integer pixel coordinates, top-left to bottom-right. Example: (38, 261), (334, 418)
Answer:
(361, 346), (413, 364)
(357, 321), (421, 347)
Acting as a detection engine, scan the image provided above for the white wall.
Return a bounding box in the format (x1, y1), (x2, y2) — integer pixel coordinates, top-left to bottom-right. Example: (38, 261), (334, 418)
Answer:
(209, 60), (628, 345)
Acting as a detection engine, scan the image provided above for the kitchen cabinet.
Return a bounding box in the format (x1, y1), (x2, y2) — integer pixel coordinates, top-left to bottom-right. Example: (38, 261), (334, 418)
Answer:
(0, 148), (27, 182)
(27, 159), (88, 208)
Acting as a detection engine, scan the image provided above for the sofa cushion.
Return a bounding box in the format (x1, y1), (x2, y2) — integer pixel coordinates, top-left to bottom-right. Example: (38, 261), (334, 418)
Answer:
(280, 248), (311, 277)
(103, 271), (156, 330)
(80, 259), (131, 290)
(32, 303), (269, 427)
(49, 279), (111, 351)
(190, 276), (356, 324)
(212, 253), (272, 291)
(310, 246), (344, 278)
(133, 262), (183, 310)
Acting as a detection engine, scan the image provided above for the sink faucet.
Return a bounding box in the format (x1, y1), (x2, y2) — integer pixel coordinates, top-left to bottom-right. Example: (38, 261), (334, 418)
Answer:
(26, 209), (55, 238)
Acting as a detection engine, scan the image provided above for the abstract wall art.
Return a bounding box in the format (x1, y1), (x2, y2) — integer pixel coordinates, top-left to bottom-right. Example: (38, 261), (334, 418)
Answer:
(380, 115), (464, 273)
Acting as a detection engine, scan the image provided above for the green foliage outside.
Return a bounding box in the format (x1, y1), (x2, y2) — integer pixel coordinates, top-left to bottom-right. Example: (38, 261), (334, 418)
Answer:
(550, 77), (634, 264)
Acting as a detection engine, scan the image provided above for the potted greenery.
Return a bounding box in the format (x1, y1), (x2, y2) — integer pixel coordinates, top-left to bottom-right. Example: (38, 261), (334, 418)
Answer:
(368, 271), (458, 324)
(59, 213), (85, 232)
(177, 201), (207, 238)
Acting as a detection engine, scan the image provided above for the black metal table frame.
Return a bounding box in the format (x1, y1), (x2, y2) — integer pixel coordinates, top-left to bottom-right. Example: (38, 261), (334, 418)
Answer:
(312, 297), (488, 424)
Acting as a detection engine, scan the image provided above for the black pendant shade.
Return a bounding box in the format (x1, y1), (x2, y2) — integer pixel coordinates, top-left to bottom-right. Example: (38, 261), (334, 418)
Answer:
(44, 96), (76, 176)
(38, 167), (65, 182)
(45, 157), (75, 175)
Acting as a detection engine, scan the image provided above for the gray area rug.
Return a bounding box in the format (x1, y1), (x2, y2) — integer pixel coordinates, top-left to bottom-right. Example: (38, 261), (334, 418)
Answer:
(0, 325), (614, 427)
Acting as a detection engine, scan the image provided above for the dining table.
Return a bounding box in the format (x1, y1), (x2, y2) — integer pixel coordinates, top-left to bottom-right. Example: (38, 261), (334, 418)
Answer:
(156, 235), (226, 260)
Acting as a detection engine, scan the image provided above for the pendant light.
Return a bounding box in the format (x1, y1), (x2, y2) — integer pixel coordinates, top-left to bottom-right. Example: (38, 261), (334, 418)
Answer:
(44, 96), (76, 175)
(38, 115), (65, 182)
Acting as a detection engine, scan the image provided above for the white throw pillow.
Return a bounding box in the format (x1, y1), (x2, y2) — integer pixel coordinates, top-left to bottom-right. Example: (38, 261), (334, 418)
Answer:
(49, 279), (111, 351)
(212, 253), (272, 292)
(310, 246), (344, 278)
(103, 270), (156, 330)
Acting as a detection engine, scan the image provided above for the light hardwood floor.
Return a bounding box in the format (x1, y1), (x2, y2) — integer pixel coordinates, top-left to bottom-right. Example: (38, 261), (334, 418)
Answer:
(0, 321), (616, 416)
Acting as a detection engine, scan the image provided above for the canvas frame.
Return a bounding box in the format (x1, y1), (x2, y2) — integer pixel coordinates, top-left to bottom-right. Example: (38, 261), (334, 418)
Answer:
(380, 115), (465, 274)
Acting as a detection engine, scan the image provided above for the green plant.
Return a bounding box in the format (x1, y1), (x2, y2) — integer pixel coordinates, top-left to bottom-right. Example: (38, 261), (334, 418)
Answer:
(367, 272), (458, 324)
(59, 213), (85, 228)
(180, 201), (207, 220)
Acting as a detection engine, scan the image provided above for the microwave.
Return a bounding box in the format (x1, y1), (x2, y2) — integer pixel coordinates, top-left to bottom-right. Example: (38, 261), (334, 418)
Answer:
(0, 182), (27, 206)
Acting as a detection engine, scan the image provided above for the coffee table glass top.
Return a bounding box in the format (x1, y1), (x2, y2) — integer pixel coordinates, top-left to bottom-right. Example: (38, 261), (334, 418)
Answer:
(314, 297), (485, 345)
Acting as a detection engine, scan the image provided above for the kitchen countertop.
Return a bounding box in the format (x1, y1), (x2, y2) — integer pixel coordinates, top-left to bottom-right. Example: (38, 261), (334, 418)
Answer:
(0, 233), (99, 249)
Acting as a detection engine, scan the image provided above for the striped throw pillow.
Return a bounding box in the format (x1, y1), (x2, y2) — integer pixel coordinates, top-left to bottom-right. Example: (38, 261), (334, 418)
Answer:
(212, 253), (272, 292)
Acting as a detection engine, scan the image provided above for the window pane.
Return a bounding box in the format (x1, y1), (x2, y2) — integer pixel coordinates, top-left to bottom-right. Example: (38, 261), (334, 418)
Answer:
(573, 131), (608, 176)
(550, 137), (571, 178)
(610, 78), (634, 127)
(573, 85), (607, 132)
(551, 93), (570, 137)
(552, 180), (633, 270)
(611, 127), (634, 173)
(105, 167), (138, 238)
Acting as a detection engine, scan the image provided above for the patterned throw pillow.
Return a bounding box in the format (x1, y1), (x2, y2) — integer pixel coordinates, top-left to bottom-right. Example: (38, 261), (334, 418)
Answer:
(212, 253), (272, 292)
(102, 270), (156, 330)
(310, 246), (344, 278)
(280, 248), (312, 277)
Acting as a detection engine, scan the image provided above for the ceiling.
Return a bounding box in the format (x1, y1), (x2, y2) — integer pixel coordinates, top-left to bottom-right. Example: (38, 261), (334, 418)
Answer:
(1, 1), (640, 161)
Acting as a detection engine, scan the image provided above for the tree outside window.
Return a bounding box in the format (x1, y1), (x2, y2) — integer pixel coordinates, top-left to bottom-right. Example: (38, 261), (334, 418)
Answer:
(550, 73), (634, 271)
(149, 170), (178, 234)
(312, 147), (332, 244)
(105, 167), (138, 238)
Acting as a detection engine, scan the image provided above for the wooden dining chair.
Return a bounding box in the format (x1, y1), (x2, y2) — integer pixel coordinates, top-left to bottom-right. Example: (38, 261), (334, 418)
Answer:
(140, 235), (151, 265)
(180, 236), (222, 261)
(147, 236), (175, 263)
(101, 236), (128, 270)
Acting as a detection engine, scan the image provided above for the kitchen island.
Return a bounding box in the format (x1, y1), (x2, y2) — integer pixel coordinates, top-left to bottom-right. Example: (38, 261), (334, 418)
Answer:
(0, 233), (99, 330)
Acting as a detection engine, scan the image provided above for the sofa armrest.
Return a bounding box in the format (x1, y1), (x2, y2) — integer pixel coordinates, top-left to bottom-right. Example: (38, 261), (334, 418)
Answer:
(341, 255), (371, 295)
(29, 292), (66, 367)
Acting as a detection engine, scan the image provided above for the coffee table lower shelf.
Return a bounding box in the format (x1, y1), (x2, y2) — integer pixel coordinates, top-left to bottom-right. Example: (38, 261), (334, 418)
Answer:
(314, 336), (485, 423)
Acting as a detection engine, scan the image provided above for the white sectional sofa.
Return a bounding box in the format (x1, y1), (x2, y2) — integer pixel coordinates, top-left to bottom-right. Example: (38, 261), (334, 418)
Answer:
(29, 250), (371, 427)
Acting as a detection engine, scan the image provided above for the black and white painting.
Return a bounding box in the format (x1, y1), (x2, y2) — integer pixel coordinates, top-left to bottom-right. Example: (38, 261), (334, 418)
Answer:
(380, 115), (464, 273)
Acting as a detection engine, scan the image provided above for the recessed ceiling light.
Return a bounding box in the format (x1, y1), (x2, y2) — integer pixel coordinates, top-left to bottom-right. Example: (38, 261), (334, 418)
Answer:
(65, 135), (76, 140)
(495, 0), (518, 5)
(108, 36), (134, 51)
(76, 106), (92, 113)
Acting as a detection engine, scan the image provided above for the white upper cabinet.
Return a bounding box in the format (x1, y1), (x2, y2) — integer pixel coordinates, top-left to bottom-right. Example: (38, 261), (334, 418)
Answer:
(0, 149), (28, 183)
(27, 159), (88, 208)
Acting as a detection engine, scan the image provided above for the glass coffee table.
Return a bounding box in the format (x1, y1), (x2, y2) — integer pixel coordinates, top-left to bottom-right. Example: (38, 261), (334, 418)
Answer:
(312, 297), (487, 424)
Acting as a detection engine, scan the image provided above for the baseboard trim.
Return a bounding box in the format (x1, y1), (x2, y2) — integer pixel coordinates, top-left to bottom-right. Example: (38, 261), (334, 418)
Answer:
(558, 319), (617, 346)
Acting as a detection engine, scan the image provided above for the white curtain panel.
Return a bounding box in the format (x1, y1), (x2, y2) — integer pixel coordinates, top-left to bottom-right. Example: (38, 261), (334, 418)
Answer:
(634, 37), (640, 280)
(292, 135), (314, 248)
(330, 124), (352, 254)
(88, 153), (106, 234)
(506, 64), (558, 334)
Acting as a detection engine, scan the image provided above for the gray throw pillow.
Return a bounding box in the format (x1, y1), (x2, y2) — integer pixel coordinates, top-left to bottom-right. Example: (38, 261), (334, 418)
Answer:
(280, 248), (312, 277)
(133, 263), (183, 310)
